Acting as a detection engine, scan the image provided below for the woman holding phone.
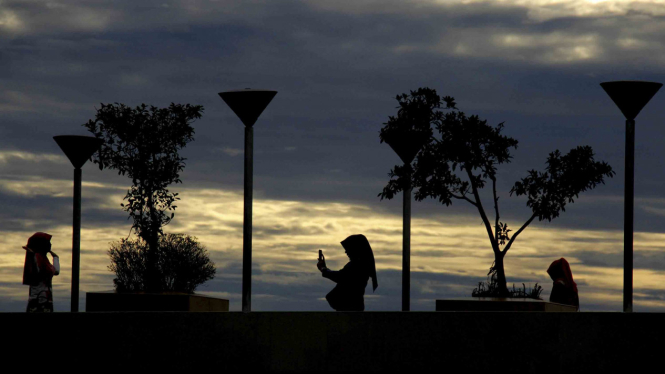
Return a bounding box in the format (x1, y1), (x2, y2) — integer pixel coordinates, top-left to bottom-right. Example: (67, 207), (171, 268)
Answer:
(317, 234), (378, 311)
(22, 232), (60, 313)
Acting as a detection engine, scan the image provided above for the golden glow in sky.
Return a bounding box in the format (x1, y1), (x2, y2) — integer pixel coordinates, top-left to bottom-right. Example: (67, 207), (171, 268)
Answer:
(2, 168), (665, 311)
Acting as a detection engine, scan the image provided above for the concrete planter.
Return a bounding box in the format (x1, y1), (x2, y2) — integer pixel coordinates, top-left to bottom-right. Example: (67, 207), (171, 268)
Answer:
(436, 297), (577, 312)
(86, 291), (229, 312)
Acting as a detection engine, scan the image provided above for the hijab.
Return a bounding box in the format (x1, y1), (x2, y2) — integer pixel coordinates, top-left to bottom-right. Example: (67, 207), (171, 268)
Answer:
(341, 234), (378, 291)
(22, 232), (52, 285)
(547, 257), (578, 294)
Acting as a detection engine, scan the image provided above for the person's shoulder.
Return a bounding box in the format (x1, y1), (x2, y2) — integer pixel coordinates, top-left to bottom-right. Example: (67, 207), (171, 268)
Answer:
(342, 261), (366, 275)
(342, 261), (354, 270)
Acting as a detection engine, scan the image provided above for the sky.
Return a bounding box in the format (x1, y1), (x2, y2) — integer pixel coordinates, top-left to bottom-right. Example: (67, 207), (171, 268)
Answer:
(2, 0), (665, 312)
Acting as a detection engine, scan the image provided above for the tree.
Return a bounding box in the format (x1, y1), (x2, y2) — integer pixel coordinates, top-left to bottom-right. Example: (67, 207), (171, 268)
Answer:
(109, 233), (216, 293)
(84, 102), (204, 291)
(379, 88), (614, 295)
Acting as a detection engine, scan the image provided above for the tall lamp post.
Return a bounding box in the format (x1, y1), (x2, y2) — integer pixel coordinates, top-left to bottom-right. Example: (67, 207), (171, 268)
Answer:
(383, 131), (428, 311)
(53, 135), (103, 312)
(600, 80), (662, 313)
(219, 88), (277, 312)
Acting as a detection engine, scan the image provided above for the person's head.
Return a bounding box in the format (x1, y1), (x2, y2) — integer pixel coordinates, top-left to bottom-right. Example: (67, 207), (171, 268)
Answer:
(547, 257), (577, 289)
(344, 244), (360, 262)
(22, 232), (52, 286)
(23, 232), (52, 255)
(341, 234), (378, 291)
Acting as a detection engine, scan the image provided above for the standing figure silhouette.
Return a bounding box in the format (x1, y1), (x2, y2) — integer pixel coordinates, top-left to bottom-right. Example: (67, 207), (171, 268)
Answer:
(547, 258), (579, 311)
(317, 234), (378, 311)
(22, 232), (60, 313)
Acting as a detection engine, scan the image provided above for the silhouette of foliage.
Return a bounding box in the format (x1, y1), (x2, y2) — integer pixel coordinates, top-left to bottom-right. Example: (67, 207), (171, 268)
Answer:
(83, 103), (203, 291)
(510, 146), (614, 221)
(472, 262), (543, 299)
(379, 88), (614, 295)
(108, 234), (216, 293)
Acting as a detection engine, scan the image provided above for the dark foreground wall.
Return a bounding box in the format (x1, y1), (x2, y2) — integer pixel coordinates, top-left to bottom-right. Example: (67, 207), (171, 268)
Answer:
(4, 312), (662, 373)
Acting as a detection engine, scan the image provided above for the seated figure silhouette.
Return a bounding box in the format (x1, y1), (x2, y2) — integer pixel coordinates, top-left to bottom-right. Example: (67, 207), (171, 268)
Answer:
(317, 234), (378, 311)
(547, 258), (579, 311)
(22, 232), (60, 313)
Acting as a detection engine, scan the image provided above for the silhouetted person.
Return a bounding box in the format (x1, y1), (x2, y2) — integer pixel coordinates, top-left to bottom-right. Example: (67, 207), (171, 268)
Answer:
(317, 234), (378, 311)
(22, 232), (59, 313)
(547, 258), (579, 311)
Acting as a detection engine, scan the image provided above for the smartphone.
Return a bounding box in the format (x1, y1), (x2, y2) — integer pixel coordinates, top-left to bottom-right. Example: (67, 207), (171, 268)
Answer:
(318, 250), (324, 261)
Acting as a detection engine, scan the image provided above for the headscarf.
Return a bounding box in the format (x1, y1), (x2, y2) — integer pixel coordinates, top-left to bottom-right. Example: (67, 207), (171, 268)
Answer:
(341, 234), (378, 291)
(22, 232), (52, 285)
(546, 257), (578, 294)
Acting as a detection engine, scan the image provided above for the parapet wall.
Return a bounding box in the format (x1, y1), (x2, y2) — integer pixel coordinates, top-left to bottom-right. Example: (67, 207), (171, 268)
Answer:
(4, 312), (660, 373)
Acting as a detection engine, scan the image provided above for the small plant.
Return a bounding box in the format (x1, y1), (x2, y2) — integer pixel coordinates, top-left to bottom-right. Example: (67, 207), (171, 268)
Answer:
(108, 233), (216, 293)
(84, 102), (204, 291)
(472, 263), (543, 299)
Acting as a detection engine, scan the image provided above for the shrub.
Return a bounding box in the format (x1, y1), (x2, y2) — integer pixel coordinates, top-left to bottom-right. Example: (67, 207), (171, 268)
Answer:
(471, 263), (543, 299)
(109, 233), (216, 293)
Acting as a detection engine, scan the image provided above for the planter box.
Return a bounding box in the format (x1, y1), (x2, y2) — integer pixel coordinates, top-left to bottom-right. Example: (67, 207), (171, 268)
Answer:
(86, 291), (229, 312)
(436, 297), (577, 312)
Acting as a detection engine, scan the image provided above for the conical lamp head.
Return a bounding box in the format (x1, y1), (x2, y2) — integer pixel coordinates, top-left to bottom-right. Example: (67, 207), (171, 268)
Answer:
(600, 81), (662, 120)
(383, 130), (430, 164)
(218, 89), (277, 127)
(54, 135), (103, 169)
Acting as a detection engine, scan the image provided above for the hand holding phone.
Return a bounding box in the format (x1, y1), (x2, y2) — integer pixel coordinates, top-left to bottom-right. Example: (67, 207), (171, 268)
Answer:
(317, 249), (326, 271)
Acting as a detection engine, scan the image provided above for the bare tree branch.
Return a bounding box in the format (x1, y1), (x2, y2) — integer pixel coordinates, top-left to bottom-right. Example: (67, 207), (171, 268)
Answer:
(492, 176), (499, 243)
(466, 168), (499, 254)
(502, 213), (537, 255)
(451, 193), (477, 206)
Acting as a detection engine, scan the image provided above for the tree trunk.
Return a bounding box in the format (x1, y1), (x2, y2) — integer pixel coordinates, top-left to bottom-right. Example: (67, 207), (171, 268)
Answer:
(145, 230), (160, 292)
(144, 190), (162, 292)
(494, 252), (509, 296)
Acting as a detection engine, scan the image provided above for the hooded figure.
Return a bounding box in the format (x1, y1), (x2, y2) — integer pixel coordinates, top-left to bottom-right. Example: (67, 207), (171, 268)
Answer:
(547, 258), (579, 310)
(318, 234), (378, 311)
(22, 232), (59, 313)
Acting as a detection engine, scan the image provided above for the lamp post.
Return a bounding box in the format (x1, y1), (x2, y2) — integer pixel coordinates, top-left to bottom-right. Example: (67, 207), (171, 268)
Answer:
(600, 81), (662, 313)
(53, 135), (103, 312)
(383, 131), (429, 311)
(219, 88), (277, 312)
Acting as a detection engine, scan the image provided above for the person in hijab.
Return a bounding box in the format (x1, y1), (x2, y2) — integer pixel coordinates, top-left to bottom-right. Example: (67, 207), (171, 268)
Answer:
(316, 234), (378, 311)
(22, 232), (60, 313)
(547, 258), (579, 311)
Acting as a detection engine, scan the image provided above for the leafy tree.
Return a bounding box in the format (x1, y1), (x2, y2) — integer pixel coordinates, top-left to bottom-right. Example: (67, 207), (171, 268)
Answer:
(84, 103), (204, 291)
(379, 88), (614, 295)
(109, 234), (216, 293)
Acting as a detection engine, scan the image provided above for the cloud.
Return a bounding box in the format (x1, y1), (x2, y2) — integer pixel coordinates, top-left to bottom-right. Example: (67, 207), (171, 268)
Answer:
(2, 1), (665, 312)
(219, 147), (243, 156)
(1, 174), (664, 311)
(0, 150), (66, 165)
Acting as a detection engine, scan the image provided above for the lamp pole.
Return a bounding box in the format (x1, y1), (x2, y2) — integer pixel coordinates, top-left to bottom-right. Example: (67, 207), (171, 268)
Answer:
(601, 81), (662, 313)
(53, 135), (103, 312)
(383, 131), (428, 311)
(219, 89), (277, 312)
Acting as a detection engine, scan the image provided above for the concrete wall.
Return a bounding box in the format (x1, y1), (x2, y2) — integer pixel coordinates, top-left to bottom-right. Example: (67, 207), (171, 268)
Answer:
(4, 312), (661, 373)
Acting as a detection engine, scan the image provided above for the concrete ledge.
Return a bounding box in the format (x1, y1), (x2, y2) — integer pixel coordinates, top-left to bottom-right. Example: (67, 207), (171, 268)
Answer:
(86, 291), (229, 311)
(3, 312), (660, 373)
(436, 297), (578, 312)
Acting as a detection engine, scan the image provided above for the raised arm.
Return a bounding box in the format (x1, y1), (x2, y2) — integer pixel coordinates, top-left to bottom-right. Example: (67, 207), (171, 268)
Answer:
(321, 267), (345, 283)
(51, 252), (60, 276)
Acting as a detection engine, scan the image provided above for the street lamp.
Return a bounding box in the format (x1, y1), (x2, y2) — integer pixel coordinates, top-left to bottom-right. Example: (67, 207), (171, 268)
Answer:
(600, 80), (662, 313)
(53, 135), (103, 312)
(218, 88), (277, 312)
(383, 130), (429, 311)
